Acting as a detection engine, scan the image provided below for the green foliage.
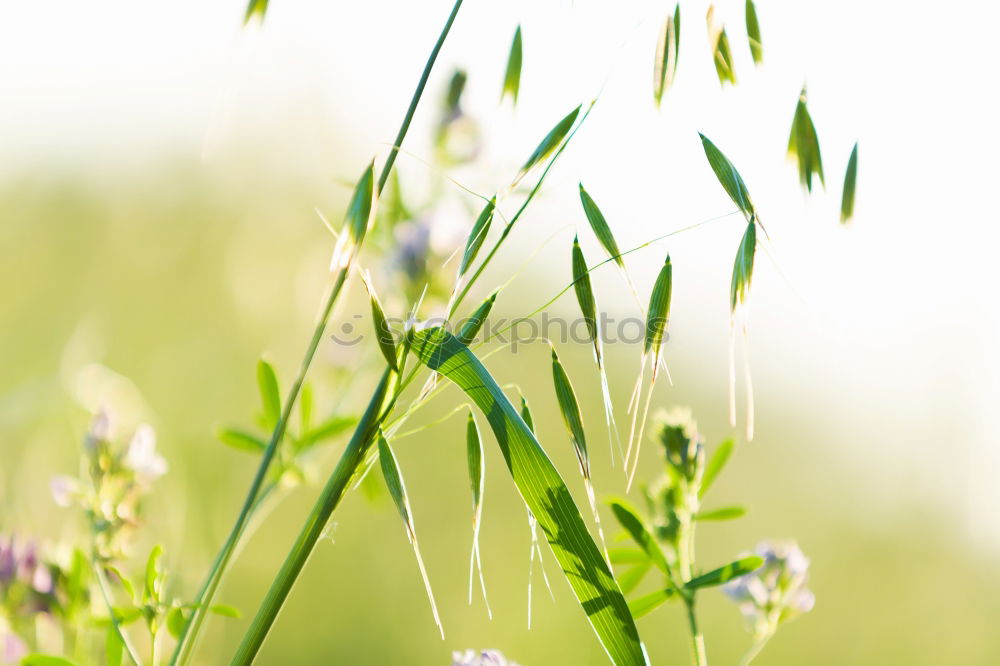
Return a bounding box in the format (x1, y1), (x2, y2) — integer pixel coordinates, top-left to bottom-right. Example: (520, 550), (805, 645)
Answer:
(841, 142), (859, 223)
(788, 87), (825, 192)
(514, 106), (581, 187)
(409, 327), (646, 666)
(746, 0), (763, 64)
(653, 5), (681, 106)
(501, 26), (523, 105)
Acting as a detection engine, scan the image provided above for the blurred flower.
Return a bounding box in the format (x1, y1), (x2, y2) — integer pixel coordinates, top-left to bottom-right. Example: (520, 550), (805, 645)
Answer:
(723, 540), (815, 638)
(50, 475), (78, 508)
(124, 424), (167, 482)
(452, 649), (519, 666)
(1, 625), (28, 665)
(84, 407), (113, 451)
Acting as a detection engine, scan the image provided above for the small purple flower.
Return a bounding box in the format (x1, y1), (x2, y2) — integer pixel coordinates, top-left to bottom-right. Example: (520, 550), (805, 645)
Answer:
(84, 407), (114, 451)
(723, 540), (815, 635)
(452, 649), (520, 666)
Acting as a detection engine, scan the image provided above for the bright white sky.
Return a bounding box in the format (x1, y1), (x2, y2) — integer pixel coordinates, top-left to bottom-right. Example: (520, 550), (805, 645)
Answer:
(2, 0), (999, 545)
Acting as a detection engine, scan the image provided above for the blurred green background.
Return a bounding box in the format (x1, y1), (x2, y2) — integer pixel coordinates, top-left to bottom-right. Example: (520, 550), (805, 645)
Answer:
(3, 0), (1000, 664)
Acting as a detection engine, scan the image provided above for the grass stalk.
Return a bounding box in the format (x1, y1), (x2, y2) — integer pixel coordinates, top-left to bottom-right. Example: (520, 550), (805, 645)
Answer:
(170, 2), (463, 661)
(230, 369), (396, 665)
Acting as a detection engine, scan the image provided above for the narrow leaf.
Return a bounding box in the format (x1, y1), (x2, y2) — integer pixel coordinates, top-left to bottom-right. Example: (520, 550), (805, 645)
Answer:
(244, 0), (268, 24)
(618, 561), (652, 596)
(330, 161), (377, 270)
(459, 197), (496, 277)
(209, 604), (241, 618)
(695, 506), (746, 521)
(643, 255), (672, 359)
(551, 346), (589, 477)
(466, 410), (492, 618)
(514, 106), (581, 188)
(685, 555), (763, 590)
(296, 415), (357, 451)
(579, 184), (625, 271)
(361, 272), (399, 371)
(707, 6), (737, 86)
(572, 236), (599, 353)
(143, 544), (163, 604)
(409, 328), (646, 666)
(256, 359), (281, 431)
(787, 87), (825, 192)
(745, 0), (763, 64)
(699, 133), (755, 221)
(700, 438), (734, 498)
(550, 344), (610, 562)
(730, 221), (757, 313)
(519, 395), (535, 433)
(653, 11), (679, 107)
(841, 142), (858, 223)
(607, 498), (670, 575)
(609, 548), (649, 565)
(501, 26), (523, 105)
(105, 627), (123, 666)
(457, 289), (499, 346)
(377, 431), (444, 638)
(628, 587), (677, 619)
(218, 428), (266, 454)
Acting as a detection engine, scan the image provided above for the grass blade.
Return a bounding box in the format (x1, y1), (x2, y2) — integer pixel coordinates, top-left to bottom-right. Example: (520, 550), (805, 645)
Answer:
(841, 142), (859, 223)
(653, 7), (680, 107)
(707, 6), (736, 86)
(256, 360), (281, 431)
(551, 344), (610, 564)
(466, 411), (492, 619)
(457, 289), (499, 346)
(459, 197), (497, 277)
(513, 106), (581, 188)
(699, 133), (755, 222)
(329, 161), (376, 271)
(501, 26), (523, 106)
(571, 235), (623, 466)
(685, 555), (763, 590)
(243, 0), (268, 24)
(579, 184), (641, 308)
(377, 431), (444, 639)
(745, 0), (763, 64)
(360, 271), (399, 371)
(787, 86), (825, 192)
(409, 328), (647, 666)
(627, 255), (672, 490)
(730, 222), (757, 313)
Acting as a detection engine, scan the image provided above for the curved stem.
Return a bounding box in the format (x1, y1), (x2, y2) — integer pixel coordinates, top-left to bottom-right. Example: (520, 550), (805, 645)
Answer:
(92, 553), (144, 666)
(171, 2), (464, 661)
(229, 369), (397, 665)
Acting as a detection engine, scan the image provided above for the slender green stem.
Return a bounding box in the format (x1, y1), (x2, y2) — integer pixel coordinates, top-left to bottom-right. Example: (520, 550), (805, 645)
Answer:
(92, 553), (144, 666)
(171, 1), (463, 660)
(448, 101), (595, 319)
(737, 634), (771, 666)
(230, 369), (397, 665)
(684, 600), (708, 666)
(170, 269), (348, 666)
